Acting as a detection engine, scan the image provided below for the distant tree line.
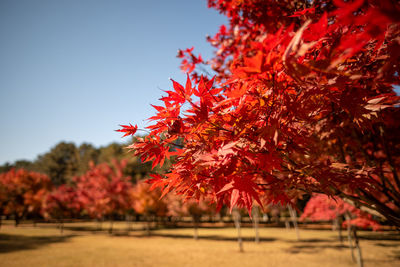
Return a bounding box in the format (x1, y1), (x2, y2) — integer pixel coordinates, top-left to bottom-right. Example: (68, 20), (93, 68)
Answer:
(0, 139), (170, 186)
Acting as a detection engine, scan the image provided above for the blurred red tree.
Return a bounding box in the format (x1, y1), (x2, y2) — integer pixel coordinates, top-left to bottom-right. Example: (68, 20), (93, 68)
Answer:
(130, 180), (168, 235)
(75, 160), (133, 233)
(166, 193), (216, 239)
(300, 193), (380, 230)
(0, 169), (52, 226)
(42, 184), (81, 233)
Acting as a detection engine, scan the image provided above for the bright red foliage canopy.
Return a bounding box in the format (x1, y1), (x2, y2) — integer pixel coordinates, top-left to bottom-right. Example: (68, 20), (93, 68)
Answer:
(119, 0), (400, 226)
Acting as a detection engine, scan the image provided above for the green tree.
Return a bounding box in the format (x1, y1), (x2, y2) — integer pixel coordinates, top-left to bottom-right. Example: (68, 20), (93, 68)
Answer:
(97, 143), (125, 164)
(0, 162), (13, 174)
(35, 142), (79, 186)
(76, 143), (99, 175)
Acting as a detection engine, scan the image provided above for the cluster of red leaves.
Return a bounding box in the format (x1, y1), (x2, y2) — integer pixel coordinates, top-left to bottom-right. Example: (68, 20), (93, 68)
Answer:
(0, 169), (52, 220)
(42, 185), (81, 220)
(177, 47), (204, 75)
(300, 193), (380, 231)
(166, 192), (216, 219)
(119, 0), (400, 225)
(130, 180), (168, 217)
(74, 160), (133, 219)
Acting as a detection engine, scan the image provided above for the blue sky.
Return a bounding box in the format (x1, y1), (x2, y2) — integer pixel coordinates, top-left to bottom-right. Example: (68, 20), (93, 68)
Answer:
(0, 0), (227, 164)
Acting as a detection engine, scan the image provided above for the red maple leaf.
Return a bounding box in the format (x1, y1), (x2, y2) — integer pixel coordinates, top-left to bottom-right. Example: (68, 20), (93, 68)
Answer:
(116, 123), (138, 137)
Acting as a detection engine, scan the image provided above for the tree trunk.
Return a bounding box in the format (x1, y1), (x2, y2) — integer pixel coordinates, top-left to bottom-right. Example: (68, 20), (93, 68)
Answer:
(97, 218), (103, 231)
(145, 215), (151, 236)
(284, 217), (290, 230)
(353, 228), (364, 267)
(334, 217), (343, 243)
(108, 218), (114, 235)
(233, 208), (244, 252)
(253, 206), (260, 243)
(59, 217), (64, 234)
(338, 220), (343, 244)
(193, 217), (199, 240)
(126, 214), (132, 232)
(345, 212), (356, 263)
(262, 213), (269, 223)
(288, 206), (300, 241)
(14, 214), (20, 227)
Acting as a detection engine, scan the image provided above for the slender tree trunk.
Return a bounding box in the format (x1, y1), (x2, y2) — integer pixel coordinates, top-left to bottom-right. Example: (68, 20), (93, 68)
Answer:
(288, 206), (300, 241)
(60, 221), (64, 234)
(334, 217), (343, 243)
(338, 221), (343, 244)
(108, 217), (114, 235)
(345, 212), (356, 263)
(253, 206), (260, 243)
(353, 228), (364, 267)
(126, 214), (132, 232)
(59, 217), (64, 235)
(262, 213), (269, 223)
(233, 208), (244, 252)
(193, 217), (199, 240)
(284, 216), (290, 230)
(145, 215), (151, 236)
(97, 217), (103, 231)
(14, 214), (20, 227)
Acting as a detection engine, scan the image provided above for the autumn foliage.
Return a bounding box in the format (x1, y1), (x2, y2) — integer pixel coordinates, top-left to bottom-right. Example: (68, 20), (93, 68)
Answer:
(119, 0), (400, 227)
(300, 193), (380, 230)
(75, 160), (133, 220)
(0, 169), (52, 225)
(130, 180), (168, 218)
(42, 185), (81, 222)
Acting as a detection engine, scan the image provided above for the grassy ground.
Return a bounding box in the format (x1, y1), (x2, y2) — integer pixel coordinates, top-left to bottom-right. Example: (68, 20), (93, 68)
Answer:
(0, 220), (399, 267)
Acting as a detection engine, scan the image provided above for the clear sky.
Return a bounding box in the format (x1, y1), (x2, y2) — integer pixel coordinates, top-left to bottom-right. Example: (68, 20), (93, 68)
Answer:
(0, 0), (227, 165)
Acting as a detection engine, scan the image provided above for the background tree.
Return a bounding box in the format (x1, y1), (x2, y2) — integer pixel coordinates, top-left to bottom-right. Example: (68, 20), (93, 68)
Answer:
(76, 143), (100, 175)
(166, 193), (215, 240)
(42, 184), (81, 233)
(301, 193), (380, 267)
(75, 160), (133, 233)
(97, 143), (125, 164)
(130, 180), (168, 235)
(35, 142), (79, 186)
(0, 169), (52, 226)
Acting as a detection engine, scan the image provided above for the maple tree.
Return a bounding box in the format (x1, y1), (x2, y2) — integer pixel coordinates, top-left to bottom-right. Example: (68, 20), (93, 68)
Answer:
(166, 193), (216, 239)
(42, 185), (81, 233)
(301, 193), (380, 266)
(0, 168), (52, 226)
(300, 193), (380, 230)
(119, 0), (400, 227)
(130, 180), (168, 235)
(75, 160), (133, 233)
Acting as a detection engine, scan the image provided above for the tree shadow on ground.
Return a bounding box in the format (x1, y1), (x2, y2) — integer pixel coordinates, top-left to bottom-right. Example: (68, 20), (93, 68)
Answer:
(359, 232), (400, 241)
(129, 232), (277, 242)
(375, 242), (400, 247)
(59, 225), (143, 234)
(285, 238), (333, 243)
(285, 243), (348, 254)
(62, 226), (101, 232)
(392, 250), (400, 260)
(0, 233), (75, 254)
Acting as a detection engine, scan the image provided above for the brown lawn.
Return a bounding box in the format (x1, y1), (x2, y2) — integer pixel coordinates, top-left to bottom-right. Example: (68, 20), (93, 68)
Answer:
(0, 220), (399, 267)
